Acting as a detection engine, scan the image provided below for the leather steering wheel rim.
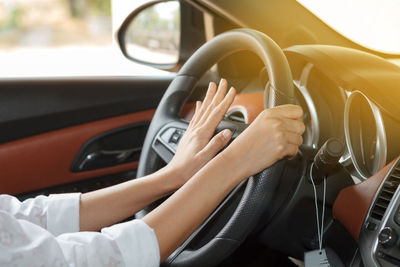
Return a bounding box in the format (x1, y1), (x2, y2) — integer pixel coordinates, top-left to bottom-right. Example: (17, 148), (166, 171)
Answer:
(137, 29), (295, 267)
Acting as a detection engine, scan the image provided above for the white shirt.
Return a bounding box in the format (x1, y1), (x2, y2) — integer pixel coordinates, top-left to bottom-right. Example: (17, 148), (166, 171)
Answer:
(0, 193), (160, 267)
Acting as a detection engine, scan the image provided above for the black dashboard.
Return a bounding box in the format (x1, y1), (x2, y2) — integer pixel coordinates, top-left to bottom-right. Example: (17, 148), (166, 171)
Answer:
(283, 45), (400, 266)
(177, 28), (400, 265)
(285, 45), (400, 181)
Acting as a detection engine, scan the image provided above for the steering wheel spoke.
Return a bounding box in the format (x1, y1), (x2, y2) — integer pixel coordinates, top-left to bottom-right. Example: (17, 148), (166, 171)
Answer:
(217, 119), (248, 139)
(152, 121), (189, 163)
(152, 119), (247, 163)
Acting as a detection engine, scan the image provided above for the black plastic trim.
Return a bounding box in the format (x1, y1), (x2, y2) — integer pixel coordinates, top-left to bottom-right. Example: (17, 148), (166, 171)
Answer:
(71, 121), (150, 172)
(0, 76), (172, 144)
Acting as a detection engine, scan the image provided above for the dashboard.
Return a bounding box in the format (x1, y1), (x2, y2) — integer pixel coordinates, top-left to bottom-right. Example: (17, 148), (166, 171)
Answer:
(284, 45), (400, 182)
(286, 45), (400, 266)
(230, 44), (400, 181)
(184, 43), (400, 266)
(213, 44), (400, 266)
(359, 159), (400, 267)
(285, 45), (400, 266)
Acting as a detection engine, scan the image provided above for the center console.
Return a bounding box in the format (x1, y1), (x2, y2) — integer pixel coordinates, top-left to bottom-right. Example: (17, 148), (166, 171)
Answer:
(359, 157), (400, 266)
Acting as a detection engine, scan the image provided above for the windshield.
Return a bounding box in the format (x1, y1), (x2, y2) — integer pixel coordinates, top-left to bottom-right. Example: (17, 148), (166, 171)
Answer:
(297, 0), (400, 55)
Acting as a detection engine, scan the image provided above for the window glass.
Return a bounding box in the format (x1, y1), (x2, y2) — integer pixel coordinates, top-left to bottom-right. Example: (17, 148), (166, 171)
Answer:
(297, 0), (400, 54)
(125, 1), (180, 65)
(0, 0), (167, 77)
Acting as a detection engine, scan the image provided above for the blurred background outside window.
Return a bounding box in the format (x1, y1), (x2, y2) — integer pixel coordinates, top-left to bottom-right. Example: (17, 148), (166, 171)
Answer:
(2, 0), (399, 78)
(0, 0), (168, 77)
(124, 1), (180, 65)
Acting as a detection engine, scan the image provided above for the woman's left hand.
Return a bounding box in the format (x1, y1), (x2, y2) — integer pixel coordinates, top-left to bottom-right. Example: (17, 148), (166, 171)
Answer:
(164, 79), (236, 188)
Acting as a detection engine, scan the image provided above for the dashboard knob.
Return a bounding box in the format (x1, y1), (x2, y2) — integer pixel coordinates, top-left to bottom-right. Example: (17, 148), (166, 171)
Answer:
(378, 227), (398, 248)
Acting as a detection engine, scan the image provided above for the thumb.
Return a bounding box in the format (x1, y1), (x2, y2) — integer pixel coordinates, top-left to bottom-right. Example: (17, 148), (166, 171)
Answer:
(200, 129), (232, 161)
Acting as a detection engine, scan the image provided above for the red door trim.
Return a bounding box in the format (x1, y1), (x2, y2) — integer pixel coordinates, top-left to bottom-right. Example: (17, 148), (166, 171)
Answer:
(0, 110), (155, 195)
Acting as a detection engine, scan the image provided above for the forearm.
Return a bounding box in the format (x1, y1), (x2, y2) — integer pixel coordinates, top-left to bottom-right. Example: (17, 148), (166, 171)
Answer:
(79, 80), (236, 232)
(142, 104), (305, 261)
(80, 167), (181, 231)
(143, 150), (245, 261)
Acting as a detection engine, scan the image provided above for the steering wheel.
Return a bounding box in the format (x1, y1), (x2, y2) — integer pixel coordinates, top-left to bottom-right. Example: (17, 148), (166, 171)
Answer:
(137, 29), (295, 267)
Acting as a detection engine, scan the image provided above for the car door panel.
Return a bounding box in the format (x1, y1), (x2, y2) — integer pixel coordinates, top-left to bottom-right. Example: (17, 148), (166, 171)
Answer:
(0, 108), (155, 195)
(0, 76), (173, 196)
(0, 77), (172, 144)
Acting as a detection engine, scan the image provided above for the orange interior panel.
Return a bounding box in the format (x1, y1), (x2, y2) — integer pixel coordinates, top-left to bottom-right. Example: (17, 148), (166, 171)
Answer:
(333, 158), (399, 241)
(0, 110), (154, 195)
(229, 93), (264, 123)
(2, 93), (264, 196)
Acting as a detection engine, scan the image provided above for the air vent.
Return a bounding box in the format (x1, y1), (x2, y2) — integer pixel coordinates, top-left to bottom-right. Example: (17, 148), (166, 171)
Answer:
(226, 110), (246, 123)
(370, 163), (400, 221)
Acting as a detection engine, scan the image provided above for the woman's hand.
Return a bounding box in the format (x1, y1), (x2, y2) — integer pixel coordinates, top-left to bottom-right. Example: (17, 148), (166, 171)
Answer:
(164, 79), (236, 188)
(223, 104), (305, 181)
(144, 104), (305, 261)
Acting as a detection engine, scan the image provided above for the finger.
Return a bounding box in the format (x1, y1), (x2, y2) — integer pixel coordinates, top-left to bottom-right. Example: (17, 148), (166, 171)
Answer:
(282, 131), (303, 146)
(199, 129), (232, 162)
(276, 143), (299, 159)
(204, 87), (236, 129)
(211, 78), (228, 108)
(195, 101), (202, 114)
(280, 118), (306, 135)
(191, 83), (216, 127)
(267, 104), (303, 119)
(286, 144), (300, 159)
(198, 79), (228, 124)
(199, 82), (217, 114)
(189, 101), (202, 127)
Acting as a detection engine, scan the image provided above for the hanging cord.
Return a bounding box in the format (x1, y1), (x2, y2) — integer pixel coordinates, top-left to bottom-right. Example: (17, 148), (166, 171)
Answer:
(310, 162), (327, 253)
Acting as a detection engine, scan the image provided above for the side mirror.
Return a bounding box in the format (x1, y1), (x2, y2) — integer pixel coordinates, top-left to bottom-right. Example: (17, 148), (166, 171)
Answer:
(117, 0), (180, 70)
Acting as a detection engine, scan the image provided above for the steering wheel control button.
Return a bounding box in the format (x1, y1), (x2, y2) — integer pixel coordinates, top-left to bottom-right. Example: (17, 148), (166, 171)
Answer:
(170, 129), (183, 144)
(161, 128), (177, 143)
(378, 227), (398, 248)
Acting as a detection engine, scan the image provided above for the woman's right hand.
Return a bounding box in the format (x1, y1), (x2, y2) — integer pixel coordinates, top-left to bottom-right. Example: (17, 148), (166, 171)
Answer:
(223, 104), (305, 181)
(144, 104), (306, 261)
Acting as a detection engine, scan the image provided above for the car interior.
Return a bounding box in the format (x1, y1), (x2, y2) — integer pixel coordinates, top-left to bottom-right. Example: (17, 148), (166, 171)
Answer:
(1, 0), (400, 266)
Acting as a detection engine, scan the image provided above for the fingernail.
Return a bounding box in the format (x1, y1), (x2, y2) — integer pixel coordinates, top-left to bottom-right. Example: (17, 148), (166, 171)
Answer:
(228, 87), (235, 94)
(222, 129), (232, 139)
(208, 82), (216, 90)
(220, 78), (226, 85)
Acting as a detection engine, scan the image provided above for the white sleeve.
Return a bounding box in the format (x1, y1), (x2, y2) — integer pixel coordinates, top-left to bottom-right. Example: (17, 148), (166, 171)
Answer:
(0, 211), (160, 267)
(0, 193), (80, 235)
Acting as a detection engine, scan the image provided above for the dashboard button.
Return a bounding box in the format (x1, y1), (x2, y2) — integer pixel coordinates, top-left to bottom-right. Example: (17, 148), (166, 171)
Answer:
(366, 221), (377, 231)
(378, 227), (398, 248)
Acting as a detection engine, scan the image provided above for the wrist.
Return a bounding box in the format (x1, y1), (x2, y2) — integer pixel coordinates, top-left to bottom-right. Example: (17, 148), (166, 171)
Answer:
(213, 148), (249, 186)
(157, 165), (185, 193)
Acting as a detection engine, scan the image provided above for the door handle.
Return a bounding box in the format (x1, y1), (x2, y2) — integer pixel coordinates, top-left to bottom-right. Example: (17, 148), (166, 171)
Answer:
(78, 147), (142, 171)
